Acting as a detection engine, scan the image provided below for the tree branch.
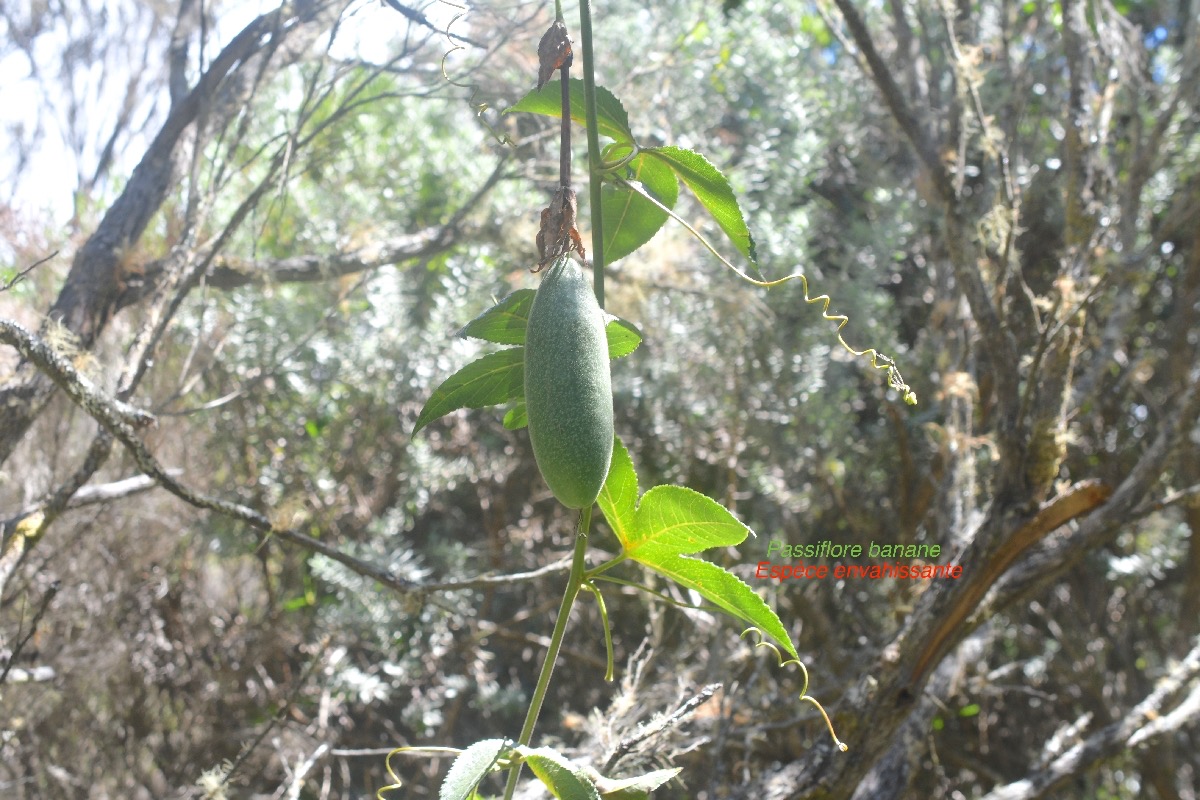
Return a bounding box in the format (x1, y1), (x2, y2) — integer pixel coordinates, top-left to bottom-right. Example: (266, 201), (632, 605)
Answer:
(828, 0), (953, 204)
(979, 638), (1200, 800)
(828, 0), (1022, 487)
(906, 479), (1112, 689)
(383, 0), (483, 48)
(0, 321), (157, 430)
(0, 319), (572, 600)
(0, 1), (343, 468)
(972, 372), (1200, 627)
(0, 251), (57, 293)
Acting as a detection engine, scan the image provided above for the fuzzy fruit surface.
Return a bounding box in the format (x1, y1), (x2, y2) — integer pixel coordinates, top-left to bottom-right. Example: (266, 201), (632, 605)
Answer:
(524, 258), (614, 509)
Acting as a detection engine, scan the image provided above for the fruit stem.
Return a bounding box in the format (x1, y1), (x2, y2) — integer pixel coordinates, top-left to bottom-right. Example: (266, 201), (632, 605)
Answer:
(578, 0), (605, 308)
(501, 507), (592, 800)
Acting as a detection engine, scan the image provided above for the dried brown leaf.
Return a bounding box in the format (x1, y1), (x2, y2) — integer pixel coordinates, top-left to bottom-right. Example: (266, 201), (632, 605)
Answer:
(537, 20), (573, 90)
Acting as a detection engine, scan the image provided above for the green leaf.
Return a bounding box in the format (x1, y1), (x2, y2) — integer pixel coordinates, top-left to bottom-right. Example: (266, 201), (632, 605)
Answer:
(597, 437), (638, 542)
(282, 595), (312, 611)
(503, 401), (527, 430)
(413, 348), (525, 434)
(440, 739), (511, 800)
(459, 291), (638, 354)
(521, 747), (602, 800)
(799, 13), (832, 48)
(458, 290), (536, 345)
(618, 483), (798, 660)
(417, 312), (637, 436)
(959, 703), (981, 718)
(605, 317), (642, 359)
(626, 486), (750, 551)
(644, 554), (797, 660)
(591, 767), (681, 798)
(601, 149), (679, 264)
(645, 146), (757, 263)
(597, 440), (797, 658)
(506, 79), (633, 142)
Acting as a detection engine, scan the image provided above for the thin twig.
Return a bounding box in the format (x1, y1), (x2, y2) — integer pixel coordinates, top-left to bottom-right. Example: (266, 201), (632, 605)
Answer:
(601, 683), (721, 772)
(223, 636), (332, 791)
(0, 251), (57, 293)
(0, 581), (59, 685)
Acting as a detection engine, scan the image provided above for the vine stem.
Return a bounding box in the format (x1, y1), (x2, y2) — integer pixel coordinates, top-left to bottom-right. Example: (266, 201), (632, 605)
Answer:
(578, 0), (605, 307)
(501, 507), (592, 800)
(500, 6), (605, 796)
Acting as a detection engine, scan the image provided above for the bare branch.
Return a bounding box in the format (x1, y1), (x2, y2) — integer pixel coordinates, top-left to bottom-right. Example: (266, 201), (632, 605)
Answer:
(601, 683), (721, 773)
(0, 321), (156, 429)
(419, 558), (572, 592)
(0, 318), (571, 600)
(828, 0), (953, 204)
(979, 639), (1200, 800)
(61, 471), (173, 509)
(828, 0), (1021, 459)
(203, 228), (449, 289)
(0, 251), (57, 293)
(0, 580), (59, 685)
(907, 479), (1112, 689)
(1060, 0), (1096, 252)
(0, 2), (345, 468)
(383, 0), (483, 48)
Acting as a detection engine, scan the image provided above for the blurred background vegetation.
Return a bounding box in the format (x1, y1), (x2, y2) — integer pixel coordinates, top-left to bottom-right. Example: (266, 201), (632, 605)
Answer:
(2, 0), (1199, 798)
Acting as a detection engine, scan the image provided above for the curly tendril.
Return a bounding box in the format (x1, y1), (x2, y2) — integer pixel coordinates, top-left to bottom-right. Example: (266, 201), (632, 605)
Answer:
(741, 628), (848, 752)
(377, 742), (514, 799)
(617, 179), (918, 407)
(435, 0), (516, 147)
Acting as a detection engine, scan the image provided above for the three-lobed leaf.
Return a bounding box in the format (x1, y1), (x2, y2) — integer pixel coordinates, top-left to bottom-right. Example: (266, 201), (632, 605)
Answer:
(509, 83), (759, 269)
(597, 437), (798, 660)
(589, 766), (681, 799)
(457, 290), (535, 344)
(626, 486), (748, 553)
(604, 316), (643, 359)
(502, 402), (528, 430)
(412, 348), (525, 435)
(596, 437), (638, 541)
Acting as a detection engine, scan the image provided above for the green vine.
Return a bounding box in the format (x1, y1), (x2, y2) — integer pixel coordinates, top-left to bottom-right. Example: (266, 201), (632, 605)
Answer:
(395, 0), (916, 794)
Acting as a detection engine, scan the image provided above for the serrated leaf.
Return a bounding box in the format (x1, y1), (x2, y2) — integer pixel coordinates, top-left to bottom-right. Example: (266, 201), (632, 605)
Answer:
(626, 486), (750, 551)
(597, 437), (638, 542)
(641, 554), (797, 660)
(605, 317), (642, 358)
(601, 149), (679, 263)
(458, 290), (536, 344)
(503, 401), (527, 430)
(413, 348), (524, 434)
(645, 146), (757, 264)
(506, 78), (633, 142)
(612, 482), (797, 660)
(440, 739), (511, 800)
(591, 767), (681, 798)
(521, 747), (602, 800)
